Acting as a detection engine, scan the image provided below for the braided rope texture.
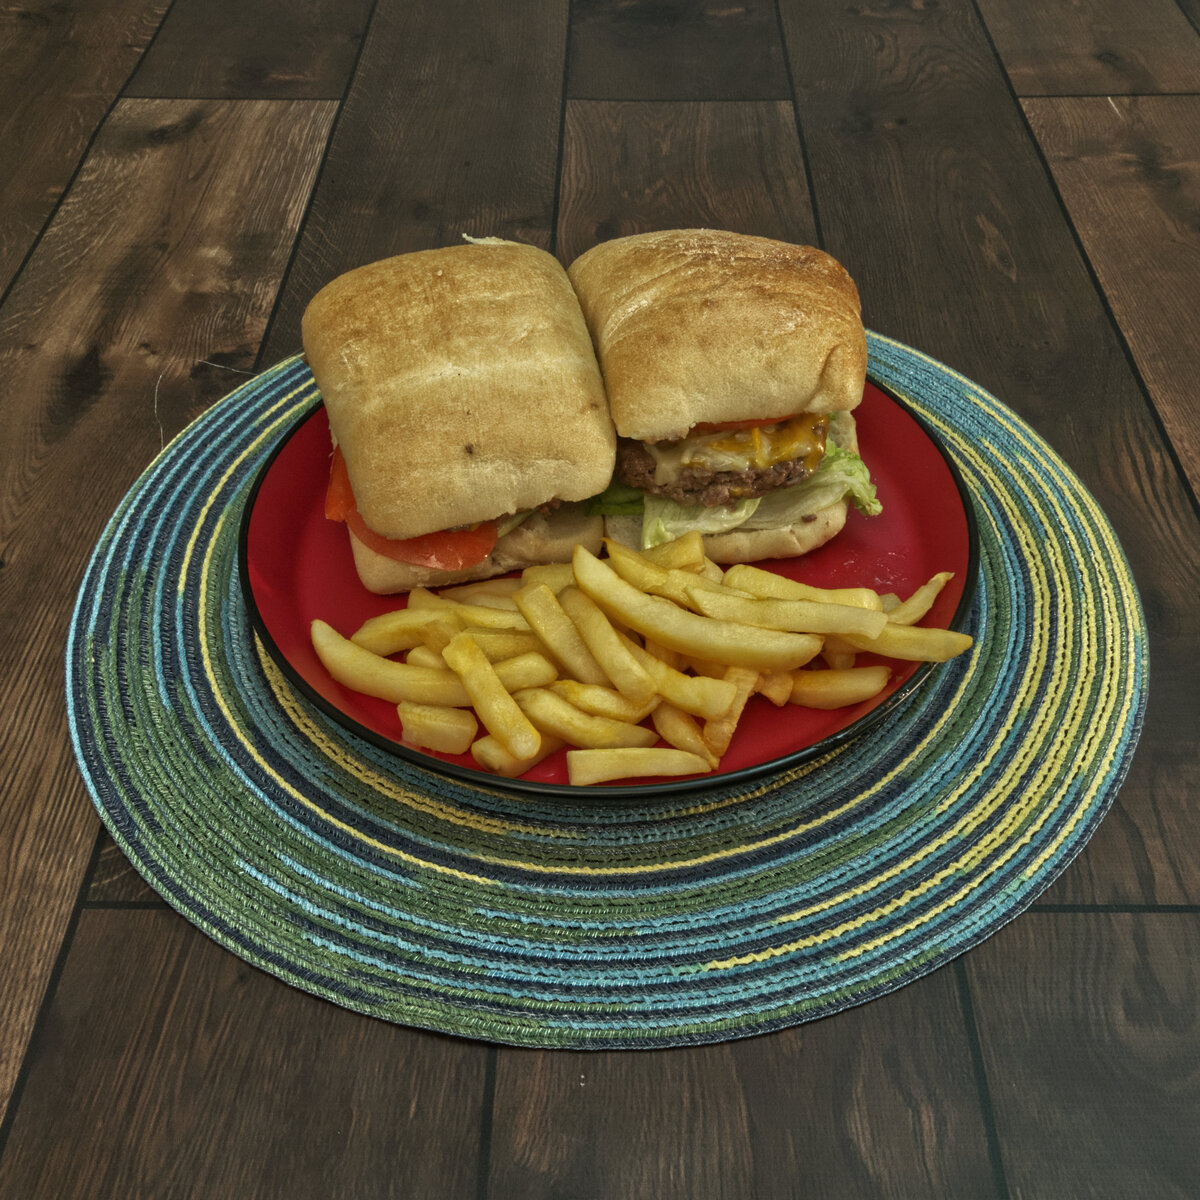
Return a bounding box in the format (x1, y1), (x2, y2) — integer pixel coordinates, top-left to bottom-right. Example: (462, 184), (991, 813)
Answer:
(66, 335), (1147, 1048)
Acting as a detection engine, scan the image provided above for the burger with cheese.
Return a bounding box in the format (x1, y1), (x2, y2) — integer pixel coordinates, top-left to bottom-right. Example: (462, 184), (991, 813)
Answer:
(567, 229), (880, 562)
(302, 238), (617, 593)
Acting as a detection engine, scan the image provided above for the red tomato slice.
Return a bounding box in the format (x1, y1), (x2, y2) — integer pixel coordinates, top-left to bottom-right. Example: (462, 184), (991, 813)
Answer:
(324, 446), (356, 520)
(690, 414), (795, 435)
(325, 446), (498, 570)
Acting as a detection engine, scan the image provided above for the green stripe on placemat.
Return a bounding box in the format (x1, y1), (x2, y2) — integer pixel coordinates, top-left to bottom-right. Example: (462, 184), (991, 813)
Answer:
(65, 336), (1147, 1048)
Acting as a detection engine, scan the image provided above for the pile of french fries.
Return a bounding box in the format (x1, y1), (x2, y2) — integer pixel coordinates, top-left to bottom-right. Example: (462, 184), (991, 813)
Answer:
(309, 532), (973, 786)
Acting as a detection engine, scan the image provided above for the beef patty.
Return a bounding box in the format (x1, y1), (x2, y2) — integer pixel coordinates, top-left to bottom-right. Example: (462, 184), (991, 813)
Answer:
(616, 438), (825, 508)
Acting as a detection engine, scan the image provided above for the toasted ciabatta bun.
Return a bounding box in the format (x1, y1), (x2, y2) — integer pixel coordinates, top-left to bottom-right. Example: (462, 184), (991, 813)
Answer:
(349, 504), (603, 594)
(567, 228), (867, 442)
(301, 239), (616, 592)
(568, 229), (871, 563)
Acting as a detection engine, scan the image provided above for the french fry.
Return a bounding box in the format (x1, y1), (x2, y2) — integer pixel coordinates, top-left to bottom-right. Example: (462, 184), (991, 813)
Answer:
(820, 635), (858, 670)
(556, 586), (658, 705)
(702, 666), (758, 758)
(687, 586), (889, 640)
(756, 670), (794, 706)
(462, 628), (545, 662)
(441, 632), (541, 759)
(312, 619), (471, 705)
(397, 702), (478, 754)
(471, 734), (564, 778)
(721, 563), (885, 611)
(573, 545), (822, 672)
(789, 665), (891, 709)
(406, 588), (531, 630)
(491, 650), (560, 692)
(513, 581), (610, 685)
(416, 618), (461, 654)
(404, 644), (446, 670)
(642, 530), (707, 571)
(550, 680), (659, 723)
(513, 688), (659, 749)
(619, 633), (738, 719)
(518, 562), (576, 593)
(886, 572), (955, 626)
(566, 747), (712, 786)
(651, 702), (719, 768)
(350, 607), (465, 656)
(437, 577), (524, 604)
(841, 623), (974, 662)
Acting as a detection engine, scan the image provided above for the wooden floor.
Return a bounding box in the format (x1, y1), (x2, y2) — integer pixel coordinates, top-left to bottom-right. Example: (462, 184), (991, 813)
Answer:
(2, 1), (1199, 1196)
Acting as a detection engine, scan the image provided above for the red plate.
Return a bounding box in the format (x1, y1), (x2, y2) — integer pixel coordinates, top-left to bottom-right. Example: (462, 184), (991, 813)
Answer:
(239, 379), (977, 797)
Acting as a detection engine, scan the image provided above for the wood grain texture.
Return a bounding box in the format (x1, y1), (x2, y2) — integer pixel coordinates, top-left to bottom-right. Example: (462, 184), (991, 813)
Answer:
(567, 0), (789, 100)
(0, 0), (168, 297)
(88, 836), (162, 903)
(557, 100), (817, 263)
(0, 97), (336, 1128)
(1022, 96), (1200, 501)
(0, 911), (489, 1199)
(966, 913), (1200, 1200)
(258, 0), (570, 364)
(777, 0), (1200, 905)
(124, 0), (374, 99)
(975, 0), (1200, 96)
(488, 969), (998, 1198)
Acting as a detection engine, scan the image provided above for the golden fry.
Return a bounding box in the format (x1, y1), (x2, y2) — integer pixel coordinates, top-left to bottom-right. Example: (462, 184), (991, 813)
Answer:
(513, 581), (610, 685)
(651, 702), (719, 768)
(842, 623), (974, 662)
(721, 563), (884, 611)
(573, 546), (822, 672)
(350, 606), (464, 656)
(557, 585), (658, 705)
(312, 620), (472, 705)
(703, 666), (758, 759)
(566, 747), (712, 786)
(886, 572), (955, 626)
(789, 665), (891, 709)
(397, 702), (477, 754)
(687, 587), (888, 640)
(471, 734), (564, 778)
(756, 670), (794, 707)
(441, 632), (541, 759)
(619, 633), (738, 719)
(549, 680), (659, 723)
(513, 687), (659, 749)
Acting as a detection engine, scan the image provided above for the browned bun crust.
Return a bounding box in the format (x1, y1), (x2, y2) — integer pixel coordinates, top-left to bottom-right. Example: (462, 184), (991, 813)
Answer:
(349, 504), (603, 595)
(568, 229), (867, 442)
(302, 240), (616, 541)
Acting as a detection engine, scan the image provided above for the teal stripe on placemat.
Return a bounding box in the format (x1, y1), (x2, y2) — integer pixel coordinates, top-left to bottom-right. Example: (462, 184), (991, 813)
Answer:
(65, 339), (1147, 1049)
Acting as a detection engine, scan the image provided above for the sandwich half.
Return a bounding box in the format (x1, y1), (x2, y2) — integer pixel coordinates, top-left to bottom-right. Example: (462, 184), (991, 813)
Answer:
(303, 239), (616, 593)
(568, 229), (880, 563)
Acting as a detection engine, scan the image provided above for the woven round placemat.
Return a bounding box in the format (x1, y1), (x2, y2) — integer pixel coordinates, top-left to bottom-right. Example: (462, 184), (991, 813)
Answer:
(66, 334), (1147, 1049)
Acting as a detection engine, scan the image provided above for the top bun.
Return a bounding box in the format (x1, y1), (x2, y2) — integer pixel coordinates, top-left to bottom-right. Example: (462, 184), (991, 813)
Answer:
(302, 239), (616, 541)
(568, 229), (867, 442)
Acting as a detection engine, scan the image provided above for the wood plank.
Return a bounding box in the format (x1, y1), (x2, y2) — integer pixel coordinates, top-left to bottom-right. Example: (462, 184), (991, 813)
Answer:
(975, 0), (1200, 96)
(488, 968), (998, 1198)
(257, 0), (570, 365)
(567, 0), (789, 100)
(777, 0), (1200, 905)
(124, 0), (374, 100)
(557, 100), (816, 264)
(0, 910), (488, 1198)
(0, 96), (336, 1127)
(88, 835), (162, 904)
(1022, 96), (1200, 501)
(0, 0), (168, 297)
(966, 913), (1200, 1199)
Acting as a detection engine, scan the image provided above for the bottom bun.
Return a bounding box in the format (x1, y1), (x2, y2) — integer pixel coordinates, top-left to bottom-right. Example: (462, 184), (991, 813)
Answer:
(604, 501), (848, 565)
(349, 503), (604, 594)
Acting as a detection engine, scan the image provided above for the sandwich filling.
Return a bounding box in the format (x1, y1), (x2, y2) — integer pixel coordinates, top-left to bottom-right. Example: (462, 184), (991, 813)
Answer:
(593, 410), (880, 549)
